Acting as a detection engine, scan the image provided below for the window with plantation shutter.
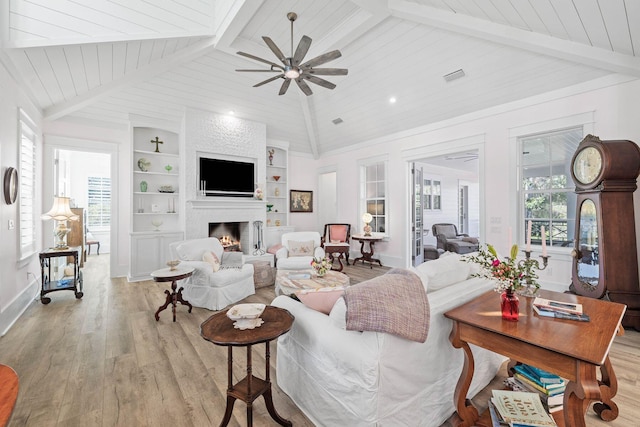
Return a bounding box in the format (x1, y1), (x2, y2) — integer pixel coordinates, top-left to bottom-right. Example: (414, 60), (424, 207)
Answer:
(360, 159), (387, 234)
(19, 109), (37, 259)
(87, 177), (111, 228)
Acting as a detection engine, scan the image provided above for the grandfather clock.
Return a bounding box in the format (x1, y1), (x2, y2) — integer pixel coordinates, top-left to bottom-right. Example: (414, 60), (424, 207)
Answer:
(570, 134), (640, 330)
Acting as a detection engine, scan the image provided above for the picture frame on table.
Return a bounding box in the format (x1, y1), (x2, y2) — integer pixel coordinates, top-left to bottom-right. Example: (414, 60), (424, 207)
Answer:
(290, 190), (313, 213)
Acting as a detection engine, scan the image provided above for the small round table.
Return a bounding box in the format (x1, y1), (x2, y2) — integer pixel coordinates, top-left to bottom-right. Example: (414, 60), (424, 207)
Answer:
(200, 306), (294, 427)
(275, 269), (350, 296)
(151, 266), (194, 322)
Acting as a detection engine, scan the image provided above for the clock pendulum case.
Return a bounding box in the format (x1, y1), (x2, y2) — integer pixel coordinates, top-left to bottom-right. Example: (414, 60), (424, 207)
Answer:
(569, 134), (640, 330)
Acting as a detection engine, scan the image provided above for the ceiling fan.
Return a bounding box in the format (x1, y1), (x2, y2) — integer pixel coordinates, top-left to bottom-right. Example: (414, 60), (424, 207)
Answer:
(235, 12), (348, 96)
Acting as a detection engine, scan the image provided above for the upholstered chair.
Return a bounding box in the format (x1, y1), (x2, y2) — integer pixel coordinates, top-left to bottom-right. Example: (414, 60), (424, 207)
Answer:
(276, 231), (325, 270)
(169, 237), (254, 310)
(321, 223), (351, 264)
(431, 223), (479, 254)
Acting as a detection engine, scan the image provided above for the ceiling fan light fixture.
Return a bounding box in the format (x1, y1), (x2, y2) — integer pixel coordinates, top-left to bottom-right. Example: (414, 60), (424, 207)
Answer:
(284, 67), (300, 79)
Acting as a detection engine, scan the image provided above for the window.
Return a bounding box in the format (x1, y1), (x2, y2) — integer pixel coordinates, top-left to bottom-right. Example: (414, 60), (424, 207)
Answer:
(423, 178), (441, 210)
(19, 110), (37, 259)
(87, 176), (111, 228)
(361, 160), (387, 233)
(520, 127), (582, 249)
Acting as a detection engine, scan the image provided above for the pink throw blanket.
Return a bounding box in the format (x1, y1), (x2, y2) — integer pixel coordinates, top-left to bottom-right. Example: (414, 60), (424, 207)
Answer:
(344, 268), (430, 343)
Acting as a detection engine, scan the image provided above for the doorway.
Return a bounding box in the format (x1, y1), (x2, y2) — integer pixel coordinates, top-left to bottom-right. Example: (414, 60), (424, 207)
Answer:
(318, 170), (338, 227)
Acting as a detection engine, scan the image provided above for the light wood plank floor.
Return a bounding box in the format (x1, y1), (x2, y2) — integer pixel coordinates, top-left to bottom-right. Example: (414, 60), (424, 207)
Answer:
(0, 255), (637, 426)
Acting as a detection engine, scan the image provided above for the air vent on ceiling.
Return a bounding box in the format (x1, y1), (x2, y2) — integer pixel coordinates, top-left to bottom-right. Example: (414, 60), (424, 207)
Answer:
(332, 118), (344, 125)
(443, 69), (465, 82)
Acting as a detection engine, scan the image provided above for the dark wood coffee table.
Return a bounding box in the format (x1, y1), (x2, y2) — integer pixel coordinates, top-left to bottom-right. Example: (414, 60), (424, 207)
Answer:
(200, 306), (294, 427)
(444, 289), (625, 427)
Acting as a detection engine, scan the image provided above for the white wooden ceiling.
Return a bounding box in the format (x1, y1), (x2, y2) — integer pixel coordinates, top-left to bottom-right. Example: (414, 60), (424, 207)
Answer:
(2, 0), (639, 156)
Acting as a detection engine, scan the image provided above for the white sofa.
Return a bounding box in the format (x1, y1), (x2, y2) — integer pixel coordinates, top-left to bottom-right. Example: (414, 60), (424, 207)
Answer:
(169, 237), (255, 311)
(275, 231), (325, 270)
(271, 253), (506, 427)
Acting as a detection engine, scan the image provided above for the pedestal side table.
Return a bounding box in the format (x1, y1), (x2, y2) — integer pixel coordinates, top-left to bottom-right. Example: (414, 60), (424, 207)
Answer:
(351, 234), (383, 268)
(200, 306), (294, 427)
(151, 266), (194, 322)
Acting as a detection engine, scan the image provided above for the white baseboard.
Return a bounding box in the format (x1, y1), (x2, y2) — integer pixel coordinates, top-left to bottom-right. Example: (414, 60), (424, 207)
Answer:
(0, 277), (39, 336)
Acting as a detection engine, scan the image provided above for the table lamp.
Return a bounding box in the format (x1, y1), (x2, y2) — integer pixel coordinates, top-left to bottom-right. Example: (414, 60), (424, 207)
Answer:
(41, 196), (79, 249)
(362, 212), (373, 236)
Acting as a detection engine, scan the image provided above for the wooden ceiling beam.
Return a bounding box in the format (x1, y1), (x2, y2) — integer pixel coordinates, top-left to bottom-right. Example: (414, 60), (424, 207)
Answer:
(388, 0), (640, 78)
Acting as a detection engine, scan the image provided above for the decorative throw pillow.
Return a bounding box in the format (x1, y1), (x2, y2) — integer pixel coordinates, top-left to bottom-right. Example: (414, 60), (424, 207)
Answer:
(267, 243), (283, 254)
(202, 251), (220, 272)
(414, 254), (470, 293)
(288, 240), (314, 257)
(296, 287), (346, 315)
(329, 297), (348, 329)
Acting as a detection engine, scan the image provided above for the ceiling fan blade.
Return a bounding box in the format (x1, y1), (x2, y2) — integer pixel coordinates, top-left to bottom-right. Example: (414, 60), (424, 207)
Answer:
(305, 68), (348, 76)
(292, 35), (312, 66)
(301, 74), (336, 90)
(236, 69), (281, 72)
(237, 51), (284, 69)
(300, 50), (341, 68)
(295, 78), (313, 96)
(279, 79), (291, 96)
(253, 74), (284, 88)
(262, 37), (287, 64)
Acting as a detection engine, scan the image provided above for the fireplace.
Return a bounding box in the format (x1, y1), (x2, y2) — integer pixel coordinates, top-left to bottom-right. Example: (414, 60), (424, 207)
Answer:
(209, 222), (250, 252)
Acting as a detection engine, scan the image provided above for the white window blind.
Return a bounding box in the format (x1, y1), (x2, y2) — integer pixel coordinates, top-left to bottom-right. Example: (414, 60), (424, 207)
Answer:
(19, 110), (37, 259)
(87, 176), (111, 228)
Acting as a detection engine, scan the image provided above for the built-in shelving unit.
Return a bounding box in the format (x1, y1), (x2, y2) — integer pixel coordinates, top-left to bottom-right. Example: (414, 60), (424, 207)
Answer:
(266, 143), (289, 228)
(129, 126), (184, 281)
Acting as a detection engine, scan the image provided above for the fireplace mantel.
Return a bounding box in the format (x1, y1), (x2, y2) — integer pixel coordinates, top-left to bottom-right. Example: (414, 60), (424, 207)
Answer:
(188, 198), (265, 210)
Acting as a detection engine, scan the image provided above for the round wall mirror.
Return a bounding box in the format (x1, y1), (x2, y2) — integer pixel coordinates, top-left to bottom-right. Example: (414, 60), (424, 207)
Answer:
(3, 167), (18, 204)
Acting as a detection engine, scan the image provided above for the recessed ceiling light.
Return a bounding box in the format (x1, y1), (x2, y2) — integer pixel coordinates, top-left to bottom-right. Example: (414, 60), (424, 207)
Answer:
(389, 97), (397, 104)
(228, 110), (235, 115)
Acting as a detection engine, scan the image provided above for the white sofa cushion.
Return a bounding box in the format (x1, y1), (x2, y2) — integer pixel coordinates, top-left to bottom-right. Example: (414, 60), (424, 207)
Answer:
(412, 252), (471, 293)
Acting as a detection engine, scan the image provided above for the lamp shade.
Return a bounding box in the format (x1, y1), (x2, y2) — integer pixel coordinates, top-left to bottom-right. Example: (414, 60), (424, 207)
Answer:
(41, 197), (79, 221)
(362, 212), (373, 223)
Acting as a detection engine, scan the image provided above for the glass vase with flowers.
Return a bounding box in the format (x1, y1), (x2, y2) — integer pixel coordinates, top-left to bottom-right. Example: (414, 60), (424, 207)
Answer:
(311, 256), (331, 277)
(465, 244), (539, 321)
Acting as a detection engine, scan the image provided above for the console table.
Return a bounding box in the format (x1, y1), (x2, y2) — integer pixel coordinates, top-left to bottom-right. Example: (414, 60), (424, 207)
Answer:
(200, 306), (294, 427)
(444, 289), (625, 427)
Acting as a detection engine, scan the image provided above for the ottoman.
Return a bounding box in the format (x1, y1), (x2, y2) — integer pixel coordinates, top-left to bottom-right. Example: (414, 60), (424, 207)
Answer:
(247, 260), (276, 288)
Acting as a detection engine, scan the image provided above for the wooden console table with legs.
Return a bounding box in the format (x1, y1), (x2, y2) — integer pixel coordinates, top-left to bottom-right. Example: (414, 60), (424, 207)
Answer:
(444, 289), (625, 427)
(200, 306), (294, 427)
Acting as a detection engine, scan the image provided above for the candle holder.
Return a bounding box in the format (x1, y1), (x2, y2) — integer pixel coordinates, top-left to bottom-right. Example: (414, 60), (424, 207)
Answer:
(517, 250), (550, 297)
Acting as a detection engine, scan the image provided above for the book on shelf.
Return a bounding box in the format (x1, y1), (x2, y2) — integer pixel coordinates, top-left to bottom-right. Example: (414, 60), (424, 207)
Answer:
(518, 364), (563, 385)
(487, 399), (503, 427)
(513, 373), (566, 396)
(491, 390), (557, 427)
(532, 297), (582, 315)
(512, 377), (564, 406)
(512, 365), (566, 391)
(533, 305), (590, 322)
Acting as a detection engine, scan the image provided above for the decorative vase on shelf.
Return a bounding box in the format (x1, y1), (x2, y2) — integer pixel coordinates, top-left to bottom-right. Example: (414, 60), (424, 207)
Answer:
(274, 187), (280, 197)
(501, 289), (520, 321)
(268, 149), (275, 166)
(140, 181), (148, 192)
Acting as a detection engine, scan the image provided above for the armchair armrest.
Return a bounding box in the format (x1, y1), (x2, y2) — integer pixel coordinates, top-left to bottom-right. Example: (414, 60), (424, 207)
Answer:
(314, 247), (326, 259)
(275, 247), (289, 260)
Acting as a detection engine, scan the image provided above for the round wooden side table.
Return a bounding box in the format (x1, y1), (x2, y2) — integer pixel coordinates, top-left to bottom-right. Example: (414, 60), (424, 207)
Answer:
(151, 266), (194, 322)
(200, 306), (294, 427)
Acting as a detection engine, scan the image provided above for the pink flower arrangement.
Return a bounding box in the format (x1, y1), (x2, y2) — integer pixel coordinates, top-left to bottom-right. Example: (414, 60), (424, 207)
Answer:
(465, 244), (538, 293)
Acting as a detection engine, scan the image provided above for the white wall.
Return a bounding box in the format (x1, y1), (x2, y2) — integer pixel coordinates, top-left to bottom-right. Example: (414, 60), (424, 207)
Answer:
(0, 58), (44, 335)
(288, 75), (640, 290)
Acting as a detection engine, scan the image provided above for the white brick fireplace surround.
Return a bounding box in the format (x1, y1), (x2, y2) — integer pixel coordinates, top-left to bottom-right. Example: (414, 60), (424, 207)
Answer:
(183, 108), (267, 251)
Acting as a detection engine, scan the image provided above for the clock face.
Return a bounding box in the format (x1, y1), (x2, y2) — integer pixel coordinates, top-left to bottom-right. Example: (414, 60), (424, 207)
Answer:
(573, 146), (603, 185)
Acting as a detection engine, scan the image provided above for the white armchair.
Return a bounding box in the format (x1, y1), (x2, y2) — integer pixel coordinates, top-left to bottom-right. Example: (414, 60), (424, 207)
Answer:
(276, 231), (325, 270)
(169, 237), (255, 311)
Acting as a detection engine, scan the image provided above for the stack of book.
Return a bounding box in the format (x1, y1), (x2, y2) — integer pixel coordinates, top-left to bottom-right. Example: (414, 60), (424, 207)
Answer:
(511, 364), (565, 414)
(488, 389), (557, 426)
(532, 297), (590, 321)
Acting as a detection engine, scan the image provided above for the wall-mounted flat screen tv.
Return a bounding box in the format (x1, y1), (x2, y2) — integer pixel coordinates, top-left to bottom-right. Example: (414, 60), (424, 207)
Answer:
(199, 157), (255, 197)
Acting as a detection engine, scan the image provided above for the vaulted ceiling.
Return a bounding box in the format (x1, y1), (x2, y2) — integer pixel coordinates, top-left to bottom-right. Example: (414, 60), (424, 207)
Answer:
(2, 0), (639, 157)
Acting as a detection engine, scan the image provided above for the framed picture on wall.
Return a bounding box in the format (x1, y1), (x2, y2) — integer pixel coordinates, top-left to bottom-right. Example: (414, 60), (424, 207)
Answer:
(290, 190), (313, 213)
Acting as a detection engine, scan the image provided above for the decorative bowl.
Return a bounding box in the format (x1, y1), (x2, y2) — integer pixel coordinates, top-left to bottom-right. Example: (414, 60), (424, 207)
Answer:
(227, 303), (266, 329)
(158, 185), (174, 193)
(151, 219), (163, 230)
(166, 260), (180, 271)
(272, 175), (281, 181)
